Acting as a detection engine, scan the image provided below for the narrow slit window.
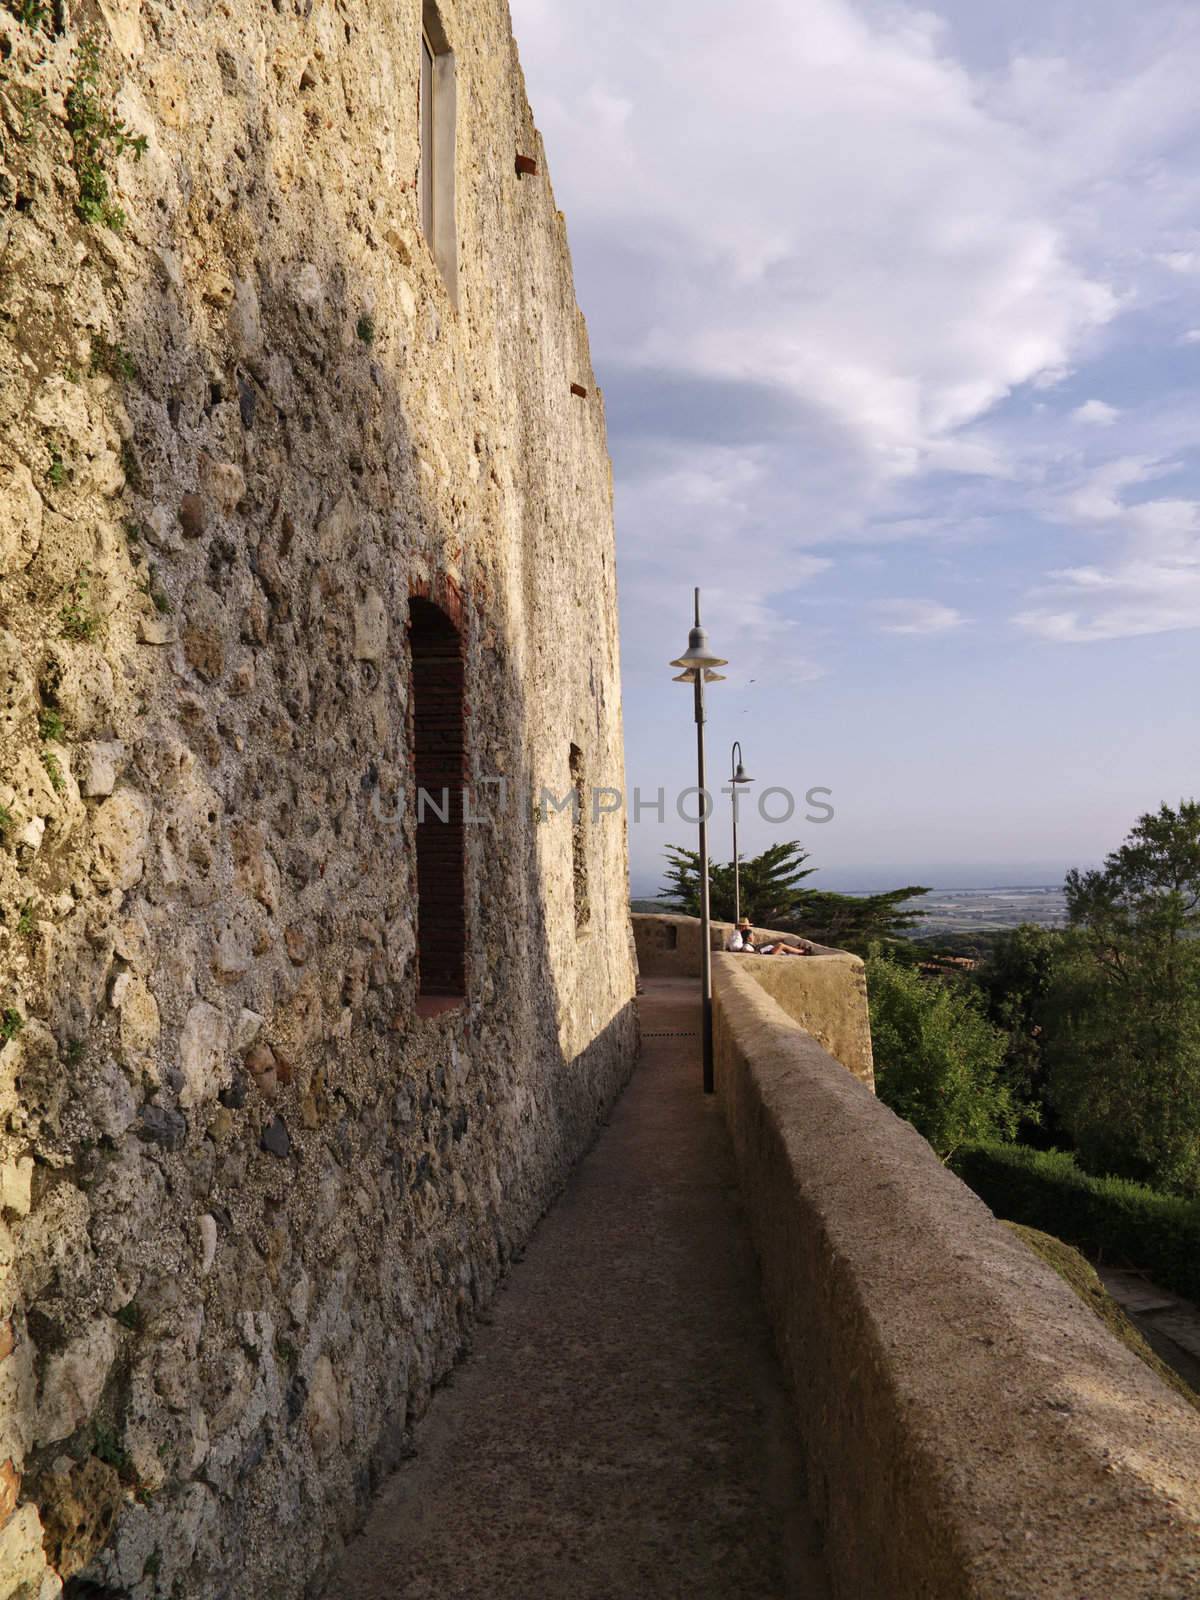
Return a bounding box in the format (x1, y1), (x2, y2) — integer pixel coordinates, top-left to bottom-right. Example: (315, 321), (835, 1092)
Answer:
(410, 597), (466, 1001)
(570, 743), (590, 933)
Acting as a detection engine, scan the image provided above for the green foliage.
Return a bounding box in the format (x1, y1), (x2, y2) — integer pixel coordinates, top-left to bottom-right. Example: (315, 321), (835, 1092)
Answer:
(356, 313), (376, 344)
(40, 750), (65, 794)
(46, 447), (66, 487)
(138, 565), (172, 614)
(120, 438), (143, 491)
(658, 840), (928, 951)
(60, 570), (100, 641)
(63, 1039), (86, 1065)
(10, 82), (48, 140)
(866, 950), (1020, 1159)
(953, 1141), (1200, 1305)
(0, 1009), (24, 1045)
(1046, 801), (1200, 1196)
(37, 708), (65, 742)
(115, 1301), (142, 1331)
(4, 0), (51, 31)
(0, 804), (13, 840)
(123, 517), (142, 544)
(65, 34), (148, 231)
(659, 839), (816, 925)
(791, 885), (931, 956)
(975, 923), (1066, 1140)
(91, 1419), (130, 1473)
(16, 900), (34, 937)
(89, 334), (137, 382)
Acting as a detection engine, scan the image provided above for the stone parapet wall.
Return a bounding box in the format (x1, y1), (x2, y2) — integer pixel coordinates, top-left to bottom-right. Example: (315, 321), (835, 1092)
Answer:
(713, 955), (1200, 1600)
(0, 1), (636, 1593)
(632, 913), (873, 1085)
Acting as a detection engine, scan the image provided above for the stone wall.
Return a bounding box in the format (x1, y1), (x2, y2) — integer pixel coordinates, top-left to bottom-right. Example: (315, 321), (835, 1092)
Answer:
(0, 2), (637, 1594)
(632, 913), (873, 1085)
(713, 955), (1200, 1599)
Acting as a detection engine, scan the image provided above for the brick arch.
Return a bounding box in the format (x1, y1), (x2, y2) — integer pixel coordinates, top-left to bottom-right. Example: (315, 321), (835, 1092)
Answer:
(409, 594), (466, 1000)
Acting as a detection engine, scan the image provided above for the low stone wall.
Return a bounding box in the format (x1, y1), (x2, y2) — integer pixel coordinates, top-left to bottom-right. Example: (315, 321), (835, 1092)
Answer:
(713, 954), (1200, 1600)
(632, 913), (873, 1086)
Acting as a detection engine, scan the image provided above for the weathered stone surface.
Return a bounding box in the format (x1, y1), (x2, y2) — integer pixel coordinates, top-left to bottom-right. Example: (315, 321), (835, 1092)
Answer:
(79, 740), (126, 799)
(38, 1455), (124, 1579)
(260, 1116), (290, 1159)
(37, 1319), (119, 1444)
(0, 2), (636, 1593)
(0, 1157), (33, 1218)
(179, 1002), (230, 1111)
(0, 462), (43, 576)
(91, 790), (151, 891)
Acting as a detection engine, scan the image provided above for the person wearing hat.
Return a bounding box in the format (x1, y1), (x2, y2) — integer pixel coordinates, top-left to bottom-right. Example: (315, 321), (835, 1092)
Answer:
(726, 917), (813, 956)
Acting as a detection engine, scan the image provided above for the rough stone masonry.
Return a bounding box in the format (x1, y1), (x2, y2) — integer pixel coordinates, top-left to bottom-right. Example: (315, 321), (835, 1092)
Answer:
(0, 0), (637, 1592)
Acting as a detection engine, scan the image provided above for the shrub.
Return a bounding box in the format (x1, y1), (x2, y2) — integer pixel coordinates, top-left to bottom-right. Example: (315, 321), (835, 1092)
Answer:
(953, 1141), (1200, 1303)
(867, 951), (1019, 1158)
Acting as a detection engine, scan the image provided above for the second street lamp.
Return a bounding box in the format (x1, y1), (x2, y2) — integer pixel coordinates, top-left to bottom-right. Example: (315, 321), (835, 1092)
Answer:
(729, 742), (754, 926)
(671, 587), (727, 1095)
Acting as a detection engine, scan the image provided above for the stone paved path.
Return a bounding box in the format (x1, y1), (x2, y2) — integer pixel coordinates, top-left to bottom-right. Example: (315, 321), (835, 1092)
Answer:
(328, 978), (830, 1600)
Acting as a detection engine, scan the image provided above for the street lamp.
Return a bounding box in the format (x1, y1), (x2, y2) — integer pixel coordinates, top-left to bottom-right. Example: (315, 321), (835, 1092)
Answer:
(671, 587), (727, 1094)
(729, 742), (754, 926)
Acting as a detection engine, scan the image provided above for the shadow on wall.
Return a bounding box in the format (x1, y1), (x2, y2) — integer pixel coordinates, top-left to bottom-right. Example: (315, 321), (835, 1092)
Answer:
(0, 9), (635, 1596)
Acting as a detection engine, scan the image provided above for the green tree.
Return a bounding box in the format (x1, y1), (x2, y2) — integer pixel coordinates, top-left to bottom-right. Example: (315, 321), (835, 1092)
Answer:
(1046, 801), (1200, 1196)
(975, 923), (1066, 1142)
(658, 840), (816, 926)
(867, 951), (1019, 1159)
(658, 841), (928, 952)
(790, 885), (930, 956)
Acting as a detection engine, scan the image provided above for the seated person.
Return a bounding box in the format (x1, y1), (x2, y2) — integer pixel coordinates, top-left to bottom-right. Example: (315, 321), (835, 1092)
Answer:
(726, 918), (812, 956)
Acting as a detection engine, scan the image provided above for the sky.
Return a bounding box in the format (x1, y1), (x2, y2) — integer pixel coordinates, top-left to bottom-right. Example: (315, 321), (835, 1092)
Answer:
(507, 0), (1200, 895)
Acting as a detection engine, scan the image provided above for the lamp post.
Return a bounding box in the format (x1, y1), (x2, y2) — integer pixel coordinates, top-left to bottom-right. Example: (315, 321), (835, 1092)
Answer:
(729, 742), (753, 926)
(671, 587), (727, 1094)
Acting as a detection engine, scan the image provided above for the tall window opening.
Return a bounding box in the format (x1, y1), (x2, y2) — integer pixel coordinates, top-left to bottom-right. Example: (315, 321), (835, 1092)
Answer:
(410, 597), (466, 1001)
(419, 1), (458, 301)
(570, 743), (590, 933)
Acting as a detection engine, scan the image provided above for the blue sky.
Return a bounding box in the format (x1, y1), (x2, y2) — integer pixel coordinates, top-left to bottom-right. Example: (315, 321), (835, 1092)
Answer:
(508, 0), (1200, 895)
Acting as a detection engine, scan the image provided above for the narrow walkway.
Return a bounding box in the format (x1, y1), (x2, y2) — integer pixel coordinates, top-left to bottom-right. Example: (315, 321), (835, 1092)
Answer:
(329, 978), (829, 1600)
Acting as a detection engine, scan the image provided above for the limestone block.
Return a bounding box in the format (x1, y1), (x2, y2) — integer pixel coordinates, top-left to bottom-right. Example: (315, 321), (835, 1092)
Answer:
(40, 645), (116, 735)
(38, 1454), (124, 1581)
(91, 790), (151, 890)
(115, 977), (160, 1064)
(235, 1008), (264, 1051)
(353, 589), (387, 661)
(0, 1157), (33, 1218)
(178, 1001), (230, 1110)
(293, 263), (324, 309)
(305, 1355), (341, 1461)
(37, 1318), (118, 1444)
(199, 1213), (217, 1275)
(79, 741), (125, 798)
(231, 277), (263, 354)
(0, 463), (43, 576)
(83, 1057), (138, 1139)
(0, 629), (35, 737)
(200, 458), (246, 515)
(0, 1503), (60, 1600)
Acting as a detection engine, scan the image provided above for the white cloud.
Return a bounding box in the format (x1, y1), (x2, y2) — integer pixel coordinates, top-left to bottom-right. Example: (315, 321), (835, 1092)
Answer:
(509, 0), (1200, 668)
(1072, 399), (1121, 425)
(1158, 250), (1200, 274)
(1181, 329), (1200, 344)
(874, 599), (967, 635)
